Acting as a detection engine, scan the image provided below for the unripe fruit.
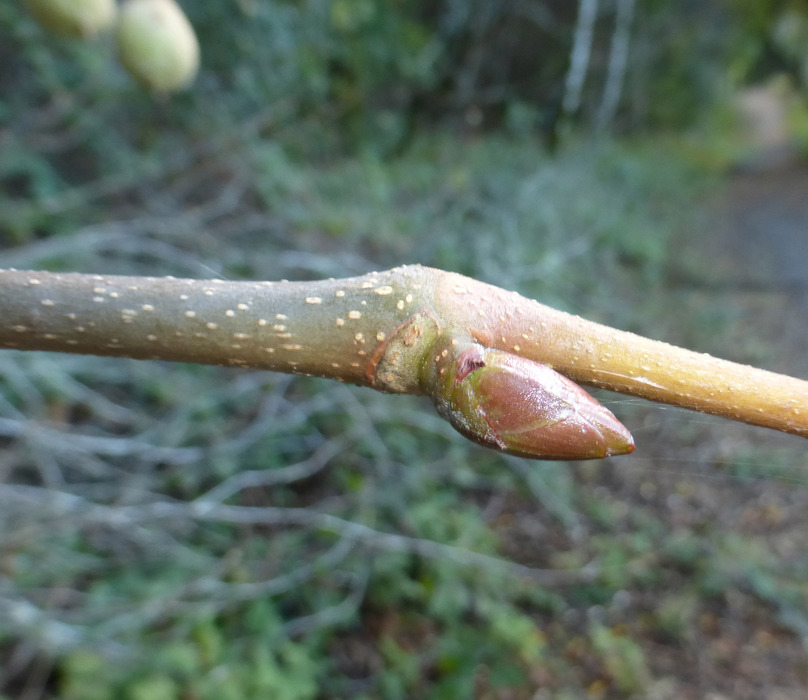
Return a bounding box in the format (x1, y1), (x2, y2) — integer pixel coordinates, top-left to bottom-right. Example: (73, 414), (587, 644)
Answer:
(116, 0), (200, 92)
(25, 0), (117, 39)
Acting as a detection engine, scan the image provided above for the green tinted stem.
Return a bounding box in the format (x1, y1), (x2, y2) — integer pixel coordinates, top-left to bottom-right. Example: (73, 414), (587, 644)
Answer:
(0, 267), (439, 393)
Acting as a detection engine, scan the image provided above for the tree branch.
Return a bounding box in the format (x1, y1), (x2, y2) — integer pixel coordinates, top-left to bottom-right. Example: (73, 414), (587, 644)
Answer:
(1, 266), (806, 458)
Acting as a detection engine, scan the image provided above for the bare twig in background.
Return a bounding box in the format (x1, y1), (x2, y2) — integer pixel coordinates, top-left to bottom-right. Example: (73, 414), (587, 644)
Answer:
(0, 483), (605, 586)
(597, 0), (636, 132)
(563, 0), (600, 116)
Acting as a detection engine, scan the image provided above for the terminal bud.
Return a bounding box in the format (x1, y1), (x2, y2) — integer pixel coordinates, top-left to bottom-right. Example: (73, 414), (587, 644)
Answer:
(430, 342), (634, 460)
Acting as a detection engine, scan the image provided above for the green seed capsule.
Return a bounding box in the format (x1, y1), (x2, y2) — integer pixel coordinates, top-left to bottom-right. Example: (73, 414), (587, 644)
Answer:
(116, 0), (200, 92)
(25, 0), (117, 39)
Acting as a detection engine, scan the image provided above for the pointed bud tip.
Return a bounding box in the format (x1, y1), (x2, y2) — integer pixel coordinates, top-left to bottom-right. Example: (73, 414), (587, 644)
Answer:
(569, 387), (636, 459)
(595, 422), (635, 458)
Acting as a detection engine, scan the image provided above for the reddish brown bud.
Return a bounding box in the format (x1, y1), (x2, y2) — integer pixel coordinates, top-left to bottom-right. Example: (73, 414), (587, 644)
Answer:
(430, 343), (634, 460)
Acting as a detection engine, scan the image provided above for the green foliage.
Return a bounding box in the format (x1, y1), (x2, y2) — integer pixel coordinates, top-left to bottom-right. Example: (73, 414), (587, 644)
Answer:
(61, 628), (322, 700)
(5, 0), (771, 155)
(2, 102), (800, 695)
(726, 0), (808, 91)
(590, 625), (651, 694)
(3, 1), (808, 698)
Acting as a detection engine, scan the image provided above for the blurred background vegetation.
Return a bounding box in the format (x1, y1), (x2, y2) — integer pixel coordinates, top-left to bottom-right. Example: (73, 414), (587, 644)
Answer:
(2, 1), (808, 698)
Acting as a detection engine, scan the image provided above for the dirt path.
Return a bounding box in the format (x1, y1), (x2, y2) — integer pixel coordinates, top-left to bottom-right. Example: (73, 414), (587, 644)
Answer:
(646, 147), (808, 699)
(608, 124), (808, 698)
(724, 166), (808, 291)
(716, 85), (808, 295)
(706, 158), (808, 380)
